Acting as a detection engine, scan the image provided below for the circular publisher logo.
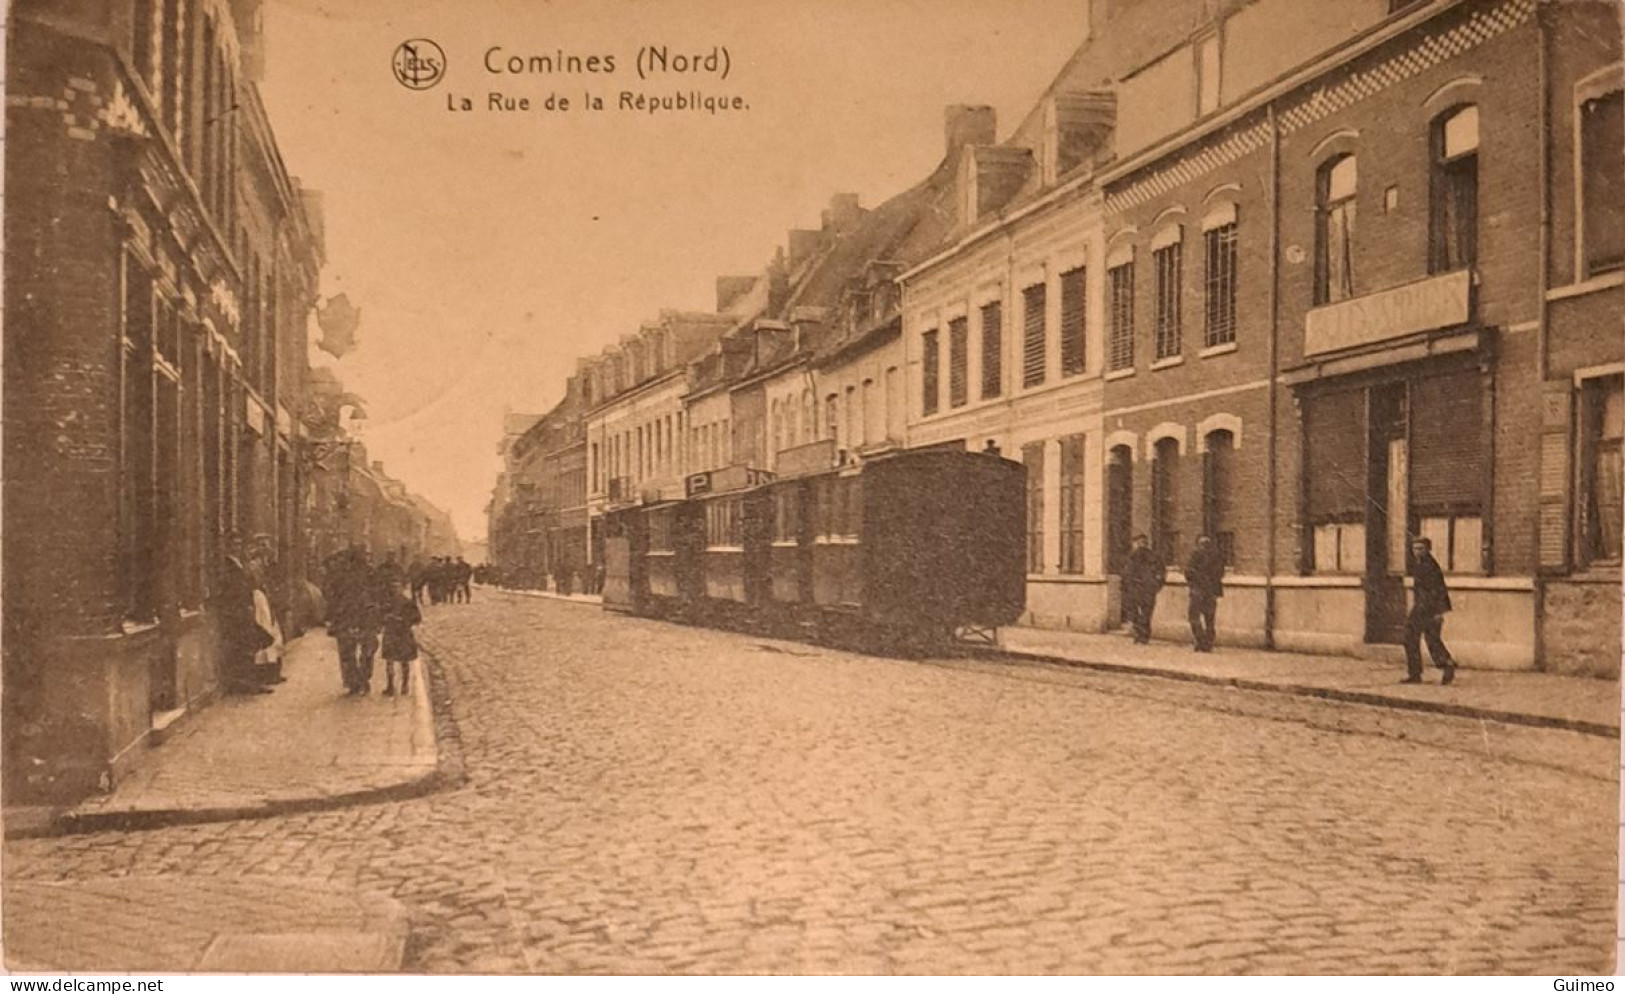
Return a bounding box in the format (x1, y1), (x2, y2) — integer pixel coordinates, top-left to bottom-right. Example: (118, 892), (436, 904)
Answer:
(393, 39), (446, 90)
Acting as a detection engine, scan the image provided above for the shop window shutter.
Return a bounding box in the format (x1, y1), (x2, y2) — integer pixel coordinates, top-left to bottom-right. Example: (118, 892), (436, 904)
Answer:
(1538, 380), (1573, 573)
(1305, 389), (1366, 521)
(1409, 370), (1483, 512)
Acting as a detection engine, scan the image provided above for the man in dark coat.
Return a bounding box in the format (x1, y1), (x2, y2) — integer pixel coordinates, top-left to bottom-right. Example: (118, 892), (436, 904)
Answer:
(1403, 536), (1457, 685)
(1121, 534), (1166, 645)
(1185, 534), (1225, 653)
(325, 545), (383, 695)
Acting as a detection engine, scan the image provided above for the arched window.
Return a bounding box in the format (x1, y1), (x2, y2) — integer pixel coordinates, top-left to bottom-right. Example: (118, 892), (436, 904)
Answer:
(1152, 437), (1181, 564)
(1202, 429), (1236, 567)
(1315, 154), (1358, 304)
(1430, 105), (1479, 273)
(1107, 444), (1134, 573)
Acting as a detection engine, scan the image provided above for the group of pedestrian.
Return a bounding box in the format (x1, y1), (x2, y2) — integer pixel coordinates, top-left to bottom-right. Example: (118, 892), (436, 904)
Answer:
(410, 556), (472, 606)
(1119, 532), (1458, 685)
(323, 546), (422, 697)
(216, 535), (289, 695)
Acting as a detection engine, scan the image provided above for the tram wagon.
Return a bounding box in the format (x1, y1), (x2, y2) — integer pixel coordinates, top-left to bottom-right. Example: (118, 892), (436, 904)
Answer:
(601, 447), (1026, 649)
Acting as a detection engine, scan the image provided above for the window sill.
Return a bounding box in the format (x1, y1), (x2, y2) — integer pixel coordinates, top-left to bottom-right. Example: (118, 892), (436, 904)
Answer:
(1546, 270), (1625, 302)
(1104, 367), (1136, 381)
(1150, 355), (1185, 371)
(1199, 341), (1238, 358)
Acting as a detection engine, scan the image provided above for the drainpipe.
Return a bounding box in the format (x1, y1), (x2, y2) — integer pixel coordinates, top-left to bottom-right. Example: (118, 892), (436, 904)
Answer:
(1532, 1), (1554, 670)
(1264, 102), (1281, 651)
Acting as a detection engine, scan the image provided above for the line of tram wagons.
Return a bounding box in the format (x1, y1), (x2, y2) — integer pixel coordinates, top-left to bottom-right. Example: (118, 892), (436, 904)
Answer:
(600, 445), (1027, 651)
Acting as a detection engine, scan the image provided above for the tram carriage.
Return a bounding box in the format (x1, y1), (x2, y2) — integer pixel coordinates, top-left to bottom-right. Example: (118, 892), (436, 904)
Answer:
(602, 447), (1026, 649)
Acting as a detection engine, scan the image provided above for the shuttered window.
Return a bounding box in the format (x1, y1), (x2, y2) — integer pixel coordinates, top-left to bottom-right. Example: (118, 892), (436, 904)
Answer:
(1409, 371), (1483, 514)
(949, 316), (969, 408)
(1304, 389), (1366, 523)
(1024, 441), (1046, 573)
(1108, 262), (1135, 372)
(1060, 267), (1086, 376)
(980, 301), (1003, 399)
(1151, 437), (1181, 564)
(1059, 434), (1086, 574)
(1022, 283), (1047, 388)
(921, 329), (939, 416)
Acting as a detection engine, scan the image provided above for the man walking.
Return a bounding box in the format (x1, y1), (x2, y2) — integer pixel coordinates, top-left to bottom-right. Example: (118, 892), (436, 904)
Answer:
(1403, 536), (1457, 685)
(1185, 534), (1225, 653)
(1122, 534), (1165, 645)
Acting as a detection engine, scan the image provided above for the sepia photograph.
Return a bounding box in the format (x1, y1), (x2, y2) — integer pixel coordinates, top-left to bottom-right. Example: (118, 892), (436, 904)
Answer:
(0, 0), (1620, 976)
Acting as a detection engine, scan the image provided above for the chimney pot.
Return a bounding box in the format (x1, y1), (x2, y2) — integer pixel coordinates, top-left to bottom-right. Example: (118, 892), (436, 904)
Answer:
(945, 104), (997, 157)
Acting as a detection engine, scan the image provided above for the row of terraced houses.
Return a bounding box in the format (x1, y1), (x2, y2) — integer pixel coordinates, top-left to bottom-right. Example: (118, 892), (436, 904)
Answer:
(491, 0), (1622, 679)
(4, 0), (460, 804)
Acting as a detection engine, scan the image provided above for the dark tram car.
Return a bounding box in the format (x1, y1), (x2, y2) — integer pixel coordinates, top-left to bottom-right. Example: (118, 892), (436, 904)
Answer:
(837, 448), (1026, 639)
(602, 447), (1026, 647)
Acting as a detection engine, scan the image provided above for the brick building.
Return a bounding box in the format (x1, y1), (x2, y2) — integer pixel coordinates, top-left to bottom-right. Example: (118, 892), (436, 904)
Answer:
(3, 0), (458, 804)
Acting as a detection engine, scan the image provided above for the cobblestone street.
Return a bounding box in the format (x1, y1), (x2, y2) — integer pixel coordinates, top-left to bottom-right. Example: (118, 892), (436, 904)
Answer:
(6, 591), (1616, 974)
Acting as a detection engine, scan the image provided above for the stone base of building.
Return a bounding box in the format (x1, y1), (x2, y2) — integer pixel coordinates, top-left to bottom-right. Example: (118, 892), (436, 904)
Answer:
(1016, 574), (1617, 676)
(4, 614), (222, 807)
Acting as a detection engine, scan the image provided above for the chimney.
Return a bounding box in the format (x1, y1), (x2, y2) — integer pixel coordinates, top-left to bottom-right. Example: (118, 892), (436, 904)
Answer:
(716, 276), (756, 313)
(787, 228), (823, 271)
(945, 105), (997, 157)
(767, 249), (791, 316)
(821, 192), (863, 233)
(1043, 90), (1116, 184)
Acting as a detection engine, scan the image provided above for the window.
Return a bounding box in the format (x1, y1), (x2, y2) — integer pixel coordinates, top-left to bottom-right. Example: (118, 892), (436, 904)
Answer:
(921, 329), (940, 416)
(980, 301), (1003, 399)
(705, 498), (743, 549)
(949, 316), (969, 408)
(1060, 267), (1087, 376)
(803, 390), (815, 444)
(1151, 437), (1180, 564)
(1204, 222), (1238, 347)
(1024, 441), (1046, 573)
(818, 476), (862, 539)
(1153, 240), (1183, 360)
(1106, 445), (1134, 573)
(885, 366), (903, 440)
(1581, 87), (1625, 277)
(1059, 434), (1086, 574)
(1304, 389), (1367, 574)
(1315, 155), (1357, 304)
(1410, 371), (1483, 573)
(121, 258), (158, 622)
(843, 386), (856, 448)
(862, 378), (878, 447)
(1430, 105), (1479, 273)
(1022, 283), (1047, 387)
(1197, 34), (1221, 116)
(648, 508), (675, 552)
(1108, 262), (1135, 371)
(772, 489), (801, 544)
(1202, 430), (1236, 567)
(1582, 374), (1624, 566)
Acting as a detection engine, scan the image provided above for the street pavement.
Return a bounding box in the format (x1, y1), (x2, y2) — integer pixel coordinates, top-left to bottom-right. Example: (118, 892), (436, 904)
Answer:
(4, 590), (1617, 974)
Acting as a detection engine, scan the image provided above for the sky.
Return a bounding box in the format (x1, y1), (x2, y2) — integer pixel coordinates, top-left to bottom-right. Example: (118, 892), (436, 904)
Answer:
(258, 0), (1089, 543)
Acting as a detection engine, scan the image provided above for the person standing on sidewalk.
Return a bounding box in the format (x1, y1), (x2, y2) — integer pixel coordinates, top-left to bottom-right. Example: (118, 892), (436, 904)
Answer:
(1122, 534), (1165, 645)
(380, 585), (422, 697)
(326, 545), (383, 696)
(1185, 534), (1225, 653)
(1403, 536), (1457, 686)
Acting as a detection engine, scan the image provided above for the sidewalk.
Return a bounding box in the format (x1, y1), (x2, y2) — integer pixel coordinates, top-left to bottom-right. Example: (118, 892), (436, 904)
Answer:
(999, 626), (1621, 737)
(28, 629), (442, 836)
(4, 875), (409, 972)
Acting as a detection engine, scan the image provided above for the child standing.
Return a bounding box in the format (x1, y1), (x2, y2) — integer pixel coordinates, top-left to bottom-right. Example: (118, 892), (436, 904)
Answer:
(380, 588), (422, 696)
